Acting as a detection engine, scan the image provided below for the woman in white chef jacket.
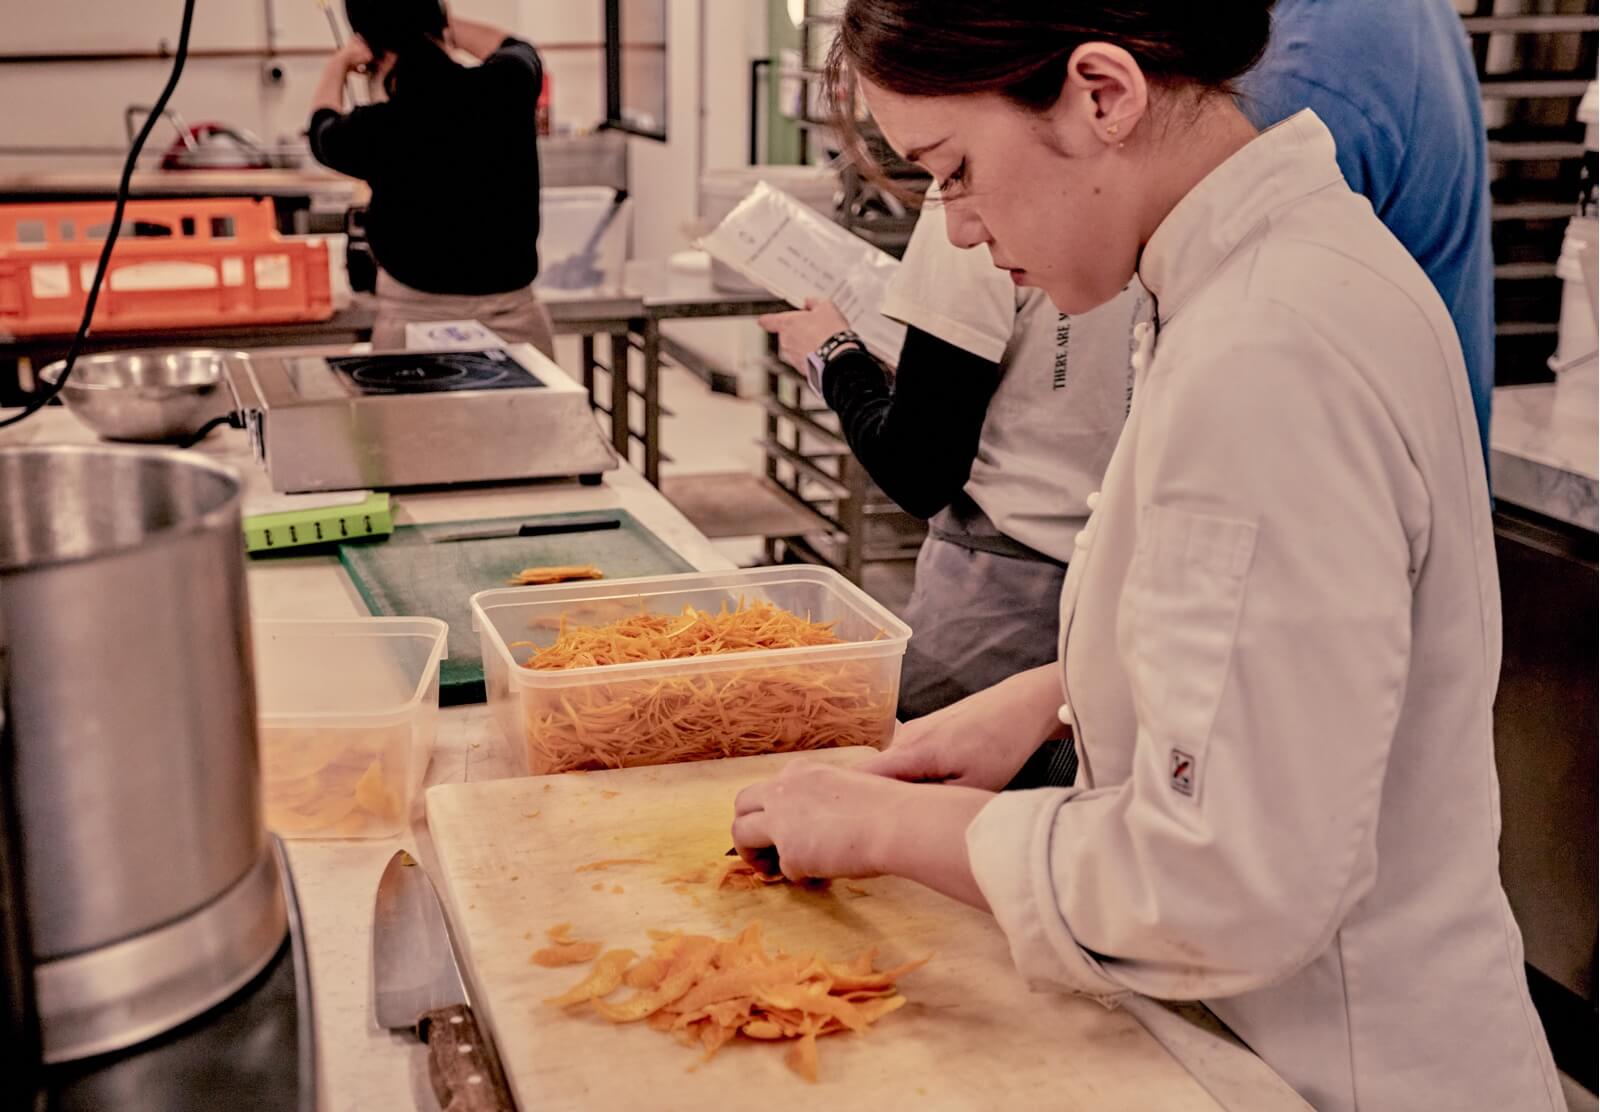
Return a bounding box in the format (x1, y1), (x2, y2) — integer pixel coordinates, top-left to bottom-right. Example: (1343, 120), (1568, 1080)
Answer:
(730, 3), (1564, 1109)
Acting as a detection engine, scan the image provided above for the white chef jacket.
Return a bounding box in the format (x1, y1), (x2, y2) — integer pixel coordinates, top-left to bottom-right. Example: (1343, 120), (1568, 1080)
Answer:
(881, 188), (1149, 564)
(965, 111), (1563, 1111)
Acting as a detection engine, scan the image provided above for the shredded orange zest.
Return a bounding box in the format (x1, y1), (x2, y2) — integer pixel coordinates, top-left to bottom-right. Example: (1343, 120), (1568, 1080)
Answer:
(506, 564), (604, 586)
(512, 601), (895, 774)
(574, 857), (655, 873)
(541, 921), (926, 1081)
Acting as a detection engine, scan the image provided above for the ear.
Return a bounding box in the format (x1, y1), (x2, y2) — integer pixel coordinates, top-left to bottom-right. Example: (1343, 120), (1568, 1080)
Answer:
(1048, 42), (1150, 152)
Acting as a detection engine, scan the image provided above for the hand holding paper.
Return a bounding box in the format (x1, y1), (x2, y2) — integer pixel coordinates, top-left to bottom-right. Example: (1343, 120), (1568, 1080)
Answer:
(698, 181), (908, 362)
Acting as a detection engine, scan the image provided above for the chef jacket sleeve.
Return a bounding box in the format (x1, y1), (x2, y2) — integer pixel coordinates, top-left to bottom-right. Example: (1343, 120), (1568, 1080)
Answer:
(965, 299), (1428, 1002)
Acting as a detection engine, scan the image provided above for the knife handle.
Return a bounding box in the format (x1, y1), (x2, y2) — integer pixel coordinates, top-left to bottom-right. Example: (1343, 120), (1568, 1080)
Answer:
(420, 1003), (516, 1112)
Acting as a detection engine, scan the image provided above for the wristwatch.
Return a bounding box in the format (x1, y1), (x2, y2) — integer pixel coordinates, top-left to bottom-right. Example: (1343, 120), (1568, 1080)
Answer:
(804, 329), (867, 395)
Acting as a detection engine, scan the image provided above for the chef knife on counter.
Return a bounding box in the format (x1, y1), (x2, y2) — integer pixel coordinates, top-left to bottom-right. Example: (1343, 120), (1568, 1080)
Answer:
(373, 850), (516, 1111)
(423, 515), (622, 544)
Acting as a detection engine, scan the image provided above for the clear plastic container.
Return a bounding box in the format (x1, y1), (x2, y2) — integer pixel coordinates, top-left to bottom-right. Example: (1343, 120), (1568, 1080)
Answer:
(254, 617), (448, 839)
(471, 567), (911, 776)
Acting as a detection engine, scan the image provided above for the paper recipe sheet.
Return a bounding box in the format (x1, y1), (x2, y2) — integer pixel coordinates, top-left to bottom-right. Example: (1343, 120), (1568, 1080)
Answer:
(698, 182), (908, 362)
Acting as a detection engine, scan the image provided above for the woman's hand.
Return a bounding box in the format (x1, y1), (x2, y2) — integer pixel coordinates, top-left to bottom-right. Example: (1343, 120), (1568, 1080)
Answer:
(855, 664), (1066, 790)
(731, 759), (993, 908)
(758, 298), (850, 376)
(329, 37), (373, 75)
(313, 38), (373, 114)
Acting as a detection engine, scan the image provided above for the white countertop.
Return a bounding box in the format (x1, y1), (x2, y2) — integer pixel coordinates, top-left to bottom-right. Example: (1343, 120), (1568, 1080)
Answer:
(1491, 377), (1598, 531)
(3, 407), (1308, 1111)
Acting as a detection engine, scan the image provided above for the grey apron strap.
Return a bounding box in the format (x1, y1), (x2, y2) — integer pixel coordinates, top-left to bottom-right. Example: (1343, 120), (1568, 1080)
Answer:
(928, 494), (1068, 568)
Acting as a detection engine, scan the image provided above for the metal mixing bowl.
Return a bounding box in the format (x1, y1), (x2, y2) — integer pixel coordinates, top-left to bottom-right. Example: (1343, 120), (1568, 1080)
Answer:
(38, 350), (243, 444)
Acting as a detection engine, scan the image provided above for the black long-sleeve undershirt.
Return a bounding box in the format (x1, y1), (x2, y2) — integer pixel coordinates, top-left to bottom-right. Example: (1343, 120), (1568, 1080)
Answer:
(820, 325), (1000, 519)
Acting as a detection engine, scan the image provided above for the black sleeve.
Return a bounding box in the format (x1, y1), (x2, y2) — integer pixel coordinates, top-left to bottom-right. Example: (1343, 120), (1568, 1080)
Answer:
(481, 37), (542, 90)
(820, 325), (1000, 519)
(307, 105), (386, 180)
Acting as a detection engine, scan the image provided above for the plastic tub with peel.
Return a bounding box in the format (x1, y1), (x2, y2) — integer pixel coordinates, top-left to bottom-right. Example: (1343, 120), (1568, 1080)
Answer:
(254, 617), (447, 838)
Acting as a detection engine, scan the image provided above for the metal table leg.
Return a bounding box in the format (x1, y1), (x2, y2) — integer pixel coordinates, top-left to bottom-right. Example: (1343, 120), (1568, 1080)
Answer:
(641, 318), (663, 487)
(608, 330), (631, 463)
(580, 334), (596, 400)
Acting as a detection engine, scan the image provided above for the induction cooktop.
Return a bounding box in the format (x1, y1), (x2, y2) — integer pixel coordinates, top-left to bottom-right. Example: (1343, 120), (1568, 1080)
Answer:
(324, 348), (545, 396)
(227, 343), (619, 493)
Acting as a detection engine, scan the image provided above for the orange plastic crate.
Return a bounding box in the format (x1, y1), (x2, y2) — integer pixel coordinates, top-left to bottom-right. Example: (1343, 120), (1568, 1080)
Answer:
(0, 198), (332, 337)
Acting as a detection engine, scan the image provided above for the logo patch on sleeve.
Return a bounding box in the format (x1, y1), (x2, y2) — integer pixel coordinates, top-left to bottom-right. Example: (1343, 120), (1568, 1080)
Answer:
(1170, 749), (1196, 796)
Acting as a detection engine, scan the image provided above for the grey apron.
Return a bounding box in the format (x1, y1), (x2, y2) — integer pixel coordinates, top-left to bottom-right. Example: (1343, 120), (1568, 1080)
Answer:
(898, 495), (1067, 721)
(372, 271), (557, 359)
(900, 498), (1078, 786)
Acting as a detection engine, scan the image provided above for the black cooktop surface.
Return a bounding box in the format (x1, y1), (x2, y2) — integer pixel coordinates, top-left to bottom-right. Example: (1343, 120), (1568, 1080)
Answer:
(326, 348), (545, 396)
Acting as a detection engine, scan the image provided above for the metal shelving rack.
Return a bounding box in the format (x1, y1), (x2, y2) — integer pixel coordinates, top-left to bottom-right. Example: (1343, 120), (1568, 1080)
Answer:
(788, 6), (930, 258)
(761, 356), (927, 584)
(1466, 3), (1598, 382)
(752, 2), (930, 586)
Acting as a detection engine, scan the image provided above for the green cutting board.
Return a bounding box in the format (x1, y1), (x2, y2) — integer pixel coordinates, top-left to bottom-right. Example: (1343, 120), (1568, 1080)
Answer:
(338, 510), (694, 705)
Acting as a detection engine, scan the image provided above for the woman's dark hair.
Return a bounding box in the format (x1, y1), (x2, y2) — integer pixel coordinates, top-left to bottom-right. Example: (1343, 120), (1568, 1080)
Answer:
(827, 1), (1275, 110)
(345, 0), (452, 94)
(824, 1), (1275, 187)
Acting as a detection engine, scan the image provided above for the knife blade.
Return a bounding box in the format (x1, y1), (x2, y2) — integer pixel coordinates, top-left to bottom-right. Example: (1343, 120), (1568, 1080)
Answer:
(373, 850), (516, 1111)
(424, 516), (622, 544)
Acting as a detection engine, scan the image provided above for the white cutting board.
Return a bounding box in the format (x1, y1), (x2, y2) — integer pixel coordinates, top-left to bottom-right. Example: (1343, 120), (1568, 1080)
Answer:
(426, 749), (1225, 1111)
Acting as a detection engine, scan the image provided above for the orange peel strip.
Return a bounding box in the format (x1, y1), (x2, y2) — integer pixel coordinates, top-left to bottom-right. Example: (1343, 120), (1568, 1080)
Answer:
(531, 941), (603, 967)
(544, 948), (637, 1007)
(575, 857), (655, 873)
(592, 938), (718, 1022)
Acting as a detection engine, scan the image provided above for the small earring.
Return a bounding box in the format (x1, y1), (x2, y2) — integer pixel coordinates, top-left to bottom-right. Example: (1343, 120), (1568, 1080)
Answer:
(1107, 123), (1120, 136)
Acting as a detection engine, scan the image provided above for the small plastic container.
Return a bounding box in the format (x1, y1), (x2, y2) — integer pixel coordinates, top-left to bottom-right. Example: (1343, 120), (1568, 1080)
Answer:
(253, 617), (448, 839)
(471, 567), (911, 776)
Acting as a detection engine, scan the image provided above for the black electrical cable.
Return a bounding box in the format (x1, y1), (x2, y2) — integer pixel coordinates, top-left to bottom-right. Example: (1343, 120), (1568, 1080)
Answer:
(0, 0), (198, 431)
(177, 410), (244, 449)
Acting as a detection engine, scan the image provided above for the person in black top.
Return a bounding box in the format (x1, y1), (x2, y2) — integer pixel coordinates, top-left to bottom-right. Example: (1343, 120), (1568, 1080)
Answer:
(309, 0), (553, 354)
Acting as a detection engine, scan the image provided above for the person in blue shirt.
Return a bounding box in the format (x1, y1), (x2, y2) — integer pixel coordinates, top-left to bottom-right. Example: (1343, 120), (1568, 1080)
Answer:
(1239, 0), (1497, 460)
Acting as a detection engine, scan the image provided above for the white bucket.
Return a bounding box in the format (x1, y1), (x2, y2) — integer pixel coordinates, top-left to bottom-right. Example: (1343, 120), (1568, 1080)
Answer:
(700, 166), (839, 292)
(1551, 214), (1599, 376)
(536, 186), (632, 292)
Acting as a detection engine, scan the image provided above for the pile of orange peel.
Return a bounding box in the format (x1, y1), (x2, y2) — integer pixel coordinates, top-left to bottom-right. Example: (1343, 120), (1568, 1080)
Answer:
(537, 920), (927, 1082)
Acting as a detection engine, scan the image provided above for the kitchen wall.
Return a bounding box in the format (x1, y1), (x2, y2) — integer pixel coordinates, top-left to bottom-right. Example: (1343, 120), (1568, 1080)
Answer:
(1, 0), (772, 257)
(625, 0), (768, 261)
(0, 0), (609, 173)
